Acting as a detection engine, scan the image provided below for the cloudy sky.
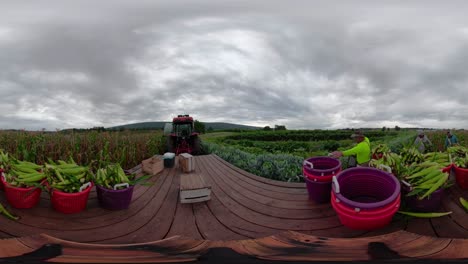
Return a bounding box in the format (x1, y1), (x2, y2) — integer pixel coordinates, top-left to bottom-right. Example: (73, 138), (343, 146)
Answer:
(1, 0), (467, 130)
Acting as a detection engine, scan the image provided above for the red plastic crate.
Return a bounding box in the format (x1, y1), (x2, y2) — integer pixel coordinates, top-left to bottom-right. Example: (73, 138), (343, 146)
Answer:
(454, 165), (468, 189)
(50, 182), (93, 214)
(1, 174), (42, 209)
(331, 192), (400, 230)
(0, 170), (4, 191)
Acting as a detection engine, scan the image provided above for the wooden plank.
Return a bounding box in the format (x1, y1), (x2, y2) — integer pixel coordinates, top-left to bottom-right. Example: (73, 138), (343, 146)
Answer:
(3, 231), (468, 261)
(35, 236), (205, 263)
(210, 155), (305, 188)
(243, 235), (372, 261)
(192, 203), (247, 241)
(179, 153), (194, 173)
(427, 239), (468, 259)
(393, 236), (452, 258)
(201, 156), (336, 219)
(99, 167), (180, 244)
(0, 231), (14, 239)
(276, 230), (421, 248)
(180, 172), (210, 190)
(405, 218), (437, 237)
(180, 172), (211, 203)
(165, 203), (203, 240)
(141, 156), (164, 176)
(180, 195), (211, 204)
(202, 155), (308, 197)
(205, 191), (280, 239)
(300, 226), (368, 238)
(442, 185), (468, 231)
(0, 237), (37, 257)
(198, 157), (343, 232)
(431, 215), (468, 238)
(359, 218), (407, 238)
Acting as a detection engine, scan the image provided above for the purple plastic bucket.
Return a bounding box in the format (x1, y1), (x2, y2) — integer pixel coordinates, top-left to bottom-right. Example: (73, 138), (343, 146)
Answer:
(96, 184), (134, 210)
(402, 184), (443, 212)
(303, 157), (341, 203)
(303, 157), (341, 176)
(332, 167), (400, 210)
(305, 177), (331, 203)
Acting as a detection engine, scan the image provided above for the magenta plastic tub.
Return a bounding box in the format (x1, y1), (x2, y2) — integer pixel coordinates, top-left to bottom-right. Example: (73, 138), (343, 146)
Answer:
(303, 157), (341, 177)
(332, 167), (400, 210)
(331, 191), (401, 230)
(303, 157), (341, 203)
(96, 184), (134, 210)
(401, 184), (444, 212)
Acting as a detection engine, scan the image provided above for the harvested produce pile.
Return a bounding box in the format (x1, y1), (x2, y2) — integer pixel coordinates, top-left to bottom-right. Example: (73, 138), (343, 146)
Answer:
(0, 151), (45, 187)
(95, 163), (131, 190)
(448, 146), (468, 168)
(369, 145), (454, 209)
(402, 161), (450, 199)
(44, 159), (92, 193)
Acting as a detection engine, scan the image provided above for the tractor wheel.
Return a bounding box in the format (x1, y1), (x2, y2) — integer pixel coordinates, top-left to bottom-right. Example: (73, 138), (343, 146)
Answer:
(166, 137), (175, 153)
(192, 136), (201, 155)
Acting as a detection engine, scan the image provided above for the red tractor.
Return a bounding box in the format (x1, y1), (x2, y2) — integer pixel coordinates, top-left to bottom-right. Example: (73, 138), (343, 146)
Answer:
(165, 115), (201, 155)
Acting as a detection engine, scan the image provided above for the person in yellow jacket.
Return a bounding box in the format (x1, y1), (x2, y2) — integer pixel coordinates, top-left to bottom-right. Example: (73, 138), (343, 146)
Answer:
(330, 130), (371, 167)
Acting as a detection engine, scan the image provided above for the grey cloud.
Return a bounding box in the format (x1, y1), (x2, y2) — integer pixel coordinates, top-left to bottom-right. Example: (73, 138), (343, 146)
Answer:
(1, 0), (468, 130)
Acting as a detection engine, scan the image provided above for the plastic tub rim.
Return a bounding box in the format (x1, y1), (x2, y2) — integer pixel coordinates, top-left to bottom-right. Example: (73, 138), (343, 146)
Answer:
(303, 156), (341, 175)
(332, 167), (401, 210)
(96, 184), (135, 193)
(51, 182), (94, 197)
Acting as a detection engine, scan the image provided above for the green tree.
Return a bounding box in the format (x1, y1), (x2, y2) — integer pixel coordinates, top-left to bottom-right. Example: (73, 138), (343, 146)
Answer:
(263, 126), (272, 131)
(395, 125), (401, 131)
(274, 125), (287, 131)
(194, 120), (206, 134)
(382, 126), (386, 132)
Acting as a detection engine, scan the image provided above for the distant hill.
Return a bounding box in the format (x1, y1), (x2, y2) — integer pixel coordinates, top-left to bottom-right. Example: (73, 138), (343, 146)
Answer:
(108, 122), (261, 131)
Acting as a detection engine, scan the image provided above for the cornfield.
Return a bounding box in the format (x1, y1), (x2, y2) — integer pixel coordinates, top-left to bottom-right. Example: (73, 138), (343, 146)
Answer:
(0, 130), (165, 169)
(427, 130), (467, 151)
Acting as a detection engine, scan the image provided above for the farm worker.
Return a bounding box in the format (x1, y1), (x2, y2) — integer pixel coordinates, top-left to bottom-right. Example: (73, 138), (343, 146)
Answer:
(445, 130), (459, 149)
(414, 130), (432, 153)
(330, 131), (371, 167)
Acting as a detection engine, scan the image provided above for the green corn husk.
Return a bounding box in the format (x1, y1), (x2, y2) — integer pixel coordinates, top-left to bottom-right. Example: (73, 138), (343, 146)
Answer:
(397, 211), (452, 218)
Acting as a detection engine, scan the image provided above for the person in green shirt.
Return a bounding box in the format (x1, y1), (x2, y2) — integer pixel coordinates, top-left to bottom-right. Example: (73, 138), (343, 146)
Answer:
(330, 131), (371, 167)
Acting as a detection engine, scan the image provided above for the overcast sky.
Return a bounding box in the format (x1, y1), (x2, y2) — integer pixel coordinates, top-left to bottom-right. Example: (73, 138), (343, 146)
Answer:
(1, 0), (467, 130)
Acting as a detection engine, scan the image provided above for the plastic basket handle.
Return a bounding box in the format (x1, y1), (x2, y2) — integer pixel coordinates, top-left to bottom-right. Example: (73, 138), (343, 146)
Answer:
(114, 183), (129, 190)
(401, 180), (412, 191)
(79, 182), (92, 192)
(332, 176), (340, 193)
(303, 160), (313, 169)
(378, 164), (392, 173)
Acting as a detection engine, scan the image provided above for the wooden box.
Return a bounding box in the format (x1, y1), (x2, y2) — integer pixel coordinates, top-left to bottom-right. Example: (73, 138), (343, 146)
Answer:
(179, 153), (194, 173)
(180, 172), (211, 203)
(141, 156), (164, 175)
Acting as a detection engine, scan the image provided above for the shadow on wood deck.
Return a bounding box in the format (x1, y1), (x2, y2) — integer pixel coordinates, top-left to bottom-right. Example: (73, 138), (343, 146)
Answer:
(0, 154), (467, 262)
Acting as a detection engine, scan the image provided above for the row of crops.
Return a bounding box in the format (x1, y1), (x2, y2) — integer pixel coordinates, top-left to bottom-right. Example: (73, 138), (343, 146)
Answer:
(205, 129), (415, 158)
(200, 130), (410, 182)
(0, 130), (165, 169)
(202, 129), (468, 183)
(201, 142), (303, 182)
(224, 129), (398, 141)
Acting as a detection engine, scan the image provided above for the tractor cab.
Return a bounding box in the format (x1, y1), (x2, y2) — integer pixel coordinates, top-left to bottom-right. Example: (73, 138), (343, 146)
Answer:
(166, 115), (201, 155)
